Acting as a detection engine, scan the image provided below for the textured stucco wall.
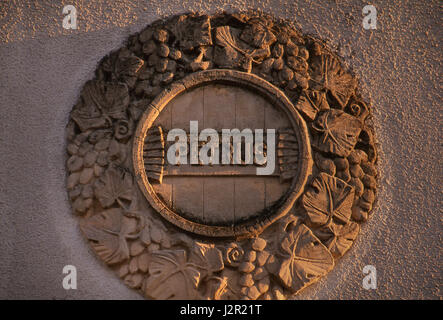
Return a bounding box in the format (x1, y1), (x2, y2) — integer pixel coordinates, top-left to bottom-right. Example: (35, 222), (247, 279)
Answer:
(0, 0), (441, 299)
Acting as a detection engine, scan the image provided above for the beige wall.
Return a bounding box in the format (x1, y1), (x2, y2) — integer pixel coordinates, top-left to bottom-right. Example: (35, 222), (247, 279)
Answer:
(0, 0), (440, 299)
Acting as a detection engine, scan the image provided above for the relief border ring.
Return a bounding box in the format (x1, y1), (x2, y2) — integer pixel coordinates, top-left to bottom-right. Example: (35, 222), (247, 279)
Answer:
(133, 69), (313, 238)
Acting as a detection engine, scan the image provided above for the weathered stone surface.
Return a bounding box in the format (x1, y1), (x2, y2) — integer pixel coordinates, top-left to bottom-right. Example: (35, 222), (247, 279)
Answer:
(65, 12), (378, 301)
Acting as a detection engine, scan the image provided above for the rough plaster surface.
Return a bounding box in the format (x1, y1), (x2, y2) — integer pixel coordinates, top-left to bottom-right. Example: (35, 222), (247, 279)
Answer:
(0, 0), (441, 299)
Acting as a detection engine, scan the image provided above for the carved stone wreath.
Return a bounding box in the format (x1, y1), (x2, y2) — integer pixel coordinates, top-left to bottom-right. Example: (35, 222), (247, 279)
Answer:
(66, 12), (378, 300)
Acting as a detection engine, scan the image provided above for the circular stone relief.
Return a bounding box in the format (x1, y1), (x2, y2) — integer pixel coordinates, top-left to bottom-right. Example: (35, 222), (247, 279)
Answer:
(66, 12), (378, 300)
(133, 70), (312, 237)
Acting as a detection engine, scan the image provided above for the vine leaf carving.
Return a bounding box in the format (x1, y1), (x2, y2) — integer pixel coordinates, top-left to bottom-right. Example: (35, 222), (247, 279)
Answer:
(71, 80), (129, 131)
(142, 243), (224, 300)
(81, 208), (142, 265)
(314, 221), (360, 258)
(312, 109), (362, 157)
(170, 14), (212, 50)
(102, 49), (145, 88)
(189, 242), (224, 279)
(309, 53), (357, 108)
(239, 19), (276, 49)
(214, 26), (270, 72)
(302, 173), (355, 226)
(295, 90), (330, 121)
(113, 55), (144, 88)
(267, 224), (334, 293)
(143, 250), (201, 300)
(94, 166), (133, 208)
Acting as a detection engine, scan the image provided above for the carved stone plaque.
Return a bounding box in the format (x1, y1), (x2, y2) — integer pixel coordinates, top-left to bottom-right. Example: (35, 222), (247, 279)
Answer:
(133, 70), (312, 238)
(66, 12), (378, 300)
